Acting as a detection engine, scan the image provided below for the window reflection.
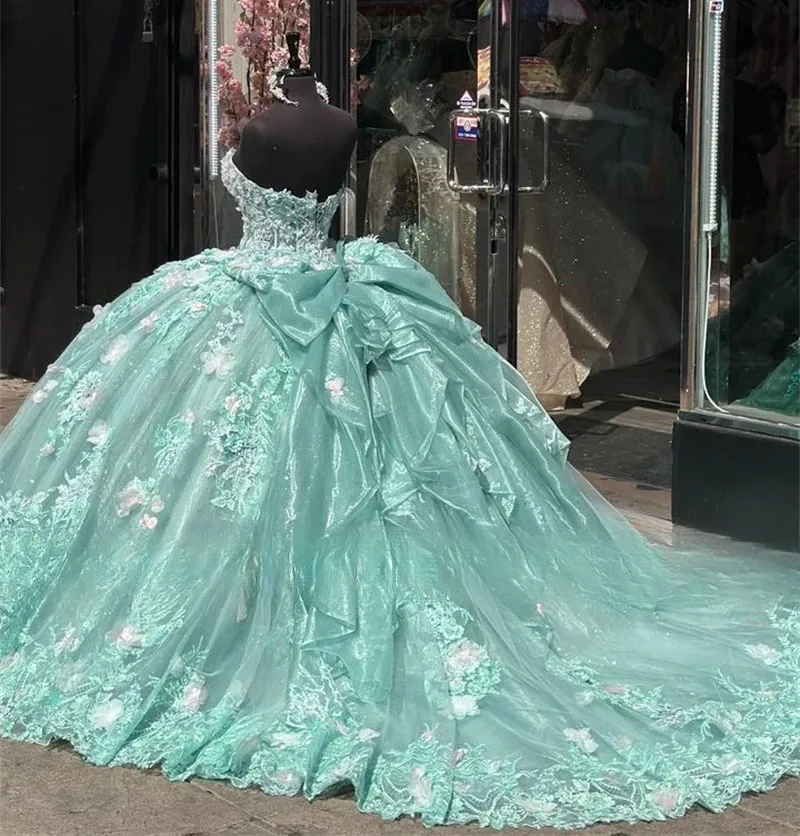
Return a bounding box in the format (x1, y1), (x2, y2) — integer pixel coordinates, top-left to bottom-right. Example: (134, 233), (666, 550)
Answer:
(513, 0), (688, 409)
(706, 0), (799, 420)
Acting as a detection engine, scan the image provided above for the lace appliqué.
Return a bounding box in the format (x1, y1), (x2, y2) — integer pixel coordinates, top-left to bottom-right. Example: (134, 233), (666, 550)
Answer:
(203, 364), (292, 517)
(220, 150), (343, 263)
(405, 594), (501, 720)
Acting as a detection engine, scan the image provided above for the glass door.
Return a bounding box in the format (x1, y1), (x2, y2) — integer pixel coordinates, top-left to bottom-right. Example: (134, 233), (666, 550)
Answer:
(692, 0), (799, 429)
(502, 0), (689, 413)
(341, 0), (690, 431)
(343, 0), (517, 344)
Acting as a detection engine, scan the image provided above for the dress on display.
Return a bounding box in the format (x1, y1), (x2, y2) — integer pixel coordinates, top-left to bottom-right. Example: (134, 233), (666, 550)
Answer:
(1, 149), (798, 830)
(740, 339), (800, 416)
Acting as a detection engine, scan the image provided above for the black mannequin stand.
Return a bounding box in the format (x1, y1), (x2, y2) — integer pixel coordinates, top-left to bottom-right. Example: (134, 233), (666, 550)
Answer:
(234, 75), (358, 200)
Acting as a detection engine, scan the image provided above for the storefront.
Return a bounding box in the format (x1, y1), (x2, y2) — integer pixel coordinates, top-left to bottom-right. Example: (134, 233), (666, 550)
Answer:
(300, 0), (798, 548)
(675, 0), (799, 549)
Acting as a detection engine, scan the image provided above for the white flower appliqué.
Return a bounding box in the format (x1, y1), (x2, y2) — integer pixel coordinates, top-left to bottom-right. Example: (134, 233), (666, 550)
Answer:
(139, 514), (158, 531)
(150, 496), (165, 514)
(719, 755), (745, 775)
(563, 727), (599, 754)
(325, 376), (345, 399)
(138, 312), (160, 332)
(651, 788), (680, 811)
(201, 345), (234, 379)
(272, 771), (301, 790)
(447, 640), (485, 674)
(451, 694), (480, 719)
(358, 728), (380, 742)
(92, 698), (124, 730)
(519, 799), (558, 815)
(162, 271), (185, 290)
(745, 643), (780, 664)
(601, 684), (629, 696)
(189, 300), (207, 313)
(113, 625), (143, 650)
(409, 767), (433, 808)
(450, 748), (467, 767)
(224, 394), (241, 414)
(40, 442), (56, 457)
(57, 661), (85, 693)
(179, 681), (208, 713)
(101, 335), (131, 366)
(87, 421), (110, 448)
(55, 627), (79, 656)
(116, 481), (146, 517)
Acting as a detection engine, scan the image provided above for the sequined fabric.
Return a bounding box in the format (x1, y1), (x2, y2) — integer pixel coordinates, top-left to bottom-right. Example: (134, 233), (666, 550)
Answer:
(0, 148), (798, 830)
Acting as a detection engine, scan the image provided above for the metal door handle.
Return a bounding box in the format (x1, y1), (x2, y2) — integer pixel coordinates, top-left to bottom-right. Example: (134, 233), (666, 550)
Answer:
(447, 108), (507, 196)
(517, 109), (550, 194)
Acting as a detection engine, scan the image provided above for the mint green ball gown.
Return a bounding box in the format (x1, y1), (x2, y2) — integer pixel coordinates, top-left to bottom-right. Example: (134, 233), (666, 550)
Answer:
(1, 150), (798, 830)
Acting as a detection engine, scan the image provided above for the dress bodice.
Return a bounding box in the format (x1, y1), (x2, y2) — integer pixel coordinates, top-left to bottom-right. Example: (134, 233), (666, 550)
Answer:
(221, 149), (344, 258)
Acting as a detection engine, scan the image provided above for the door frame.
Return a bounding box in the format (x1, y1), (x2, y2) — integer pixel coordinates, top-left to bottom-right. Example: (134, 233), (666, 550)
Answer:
(311, 0), (529, 355)
(0, 0), (198, 380)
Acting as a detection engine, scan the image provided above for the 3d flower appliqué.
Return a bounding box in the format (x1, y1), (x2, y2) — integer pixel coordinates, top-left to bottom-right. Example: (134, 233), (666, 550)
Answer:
(101, 335), (131, 366)
(563, 727), (598, 754)
(325, 377), (345, 399)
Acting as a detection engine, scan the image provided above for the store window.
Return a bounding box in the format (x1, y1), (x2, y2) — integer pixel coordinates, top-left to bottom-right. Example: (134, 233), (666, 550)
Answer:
(349, 0), (690, 423)
(702, 0), (799, 424)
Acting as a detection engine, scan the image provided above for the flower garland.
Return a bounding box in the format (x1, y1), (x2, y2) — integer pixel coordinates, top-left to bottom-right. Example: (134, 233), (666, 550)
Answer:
(216, 0), (368, 149)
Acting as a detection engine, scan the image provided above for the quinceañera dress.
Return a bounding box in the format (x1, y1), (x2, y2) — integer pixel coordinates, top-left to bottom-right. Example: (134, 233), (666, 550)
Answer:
(1, 150), (798, 830)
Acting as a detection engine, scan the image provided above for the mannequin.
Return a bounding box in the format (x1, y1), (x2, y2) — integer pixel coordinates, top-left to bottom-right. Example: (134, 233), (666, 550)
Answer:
(234, 36), (358, 200)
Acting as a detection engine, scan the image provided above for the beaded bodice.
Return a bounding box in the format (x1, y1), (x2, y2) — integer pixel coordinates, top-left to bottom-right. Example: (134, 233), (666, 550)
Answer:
(221, 149), (343, 257)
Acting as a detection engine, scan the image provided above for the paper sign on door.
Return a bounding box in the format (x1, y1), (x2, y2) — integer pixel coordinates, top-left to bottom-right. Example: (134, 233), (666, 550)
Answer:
(455, 114), (480, 142)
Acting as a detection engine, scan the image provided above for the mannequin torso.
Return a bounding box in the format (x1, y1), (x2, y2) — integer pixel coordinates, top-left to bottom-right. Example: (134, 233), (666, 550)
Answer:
(233, 76), (358, 200)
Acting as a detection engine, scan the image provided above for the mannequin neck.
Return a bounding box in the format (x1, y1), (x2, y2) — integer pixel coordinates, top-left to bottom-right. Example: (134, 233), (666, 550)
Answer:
(281, 75), (324, 108)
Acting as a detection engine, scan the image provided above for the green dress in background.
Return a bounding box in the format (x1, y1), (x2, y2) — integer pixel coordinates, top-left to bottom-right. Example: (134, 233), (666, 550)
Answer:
(741, 339), (800, 416)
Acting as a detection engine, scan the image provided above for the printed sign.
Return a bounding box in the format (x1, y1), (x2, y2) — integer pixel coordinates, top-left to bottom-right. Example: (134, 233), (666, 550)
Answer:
(709, 0), (724, 11)
(458, 91), (476, 110)
(455, 114), (480, 142)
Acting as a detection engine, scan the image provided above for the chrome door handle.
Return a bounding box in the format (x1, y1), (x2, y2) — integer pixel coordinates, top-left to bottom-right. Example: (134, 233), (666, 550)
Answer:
(447, 108), (507, 196)
(517, 109), (550, 194)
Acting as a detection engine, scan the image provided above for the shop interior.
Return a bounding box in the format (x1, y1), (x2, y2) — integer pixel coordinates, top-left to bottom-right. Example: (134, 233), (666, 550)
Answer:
(346, 0), (798, 494)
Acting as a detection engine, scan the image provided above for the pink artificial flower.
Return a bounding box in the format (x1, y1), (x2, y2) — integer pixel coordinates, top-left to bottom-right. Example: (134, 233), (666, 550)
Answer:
(450, 748), (467, 768)
(447, 640), (485, 673)
(652, 788), (680, 811)
(214, 0), (311, 149)
(602, 684), (629, 696)
(325, 376), (345, 398)
(113, 625), (143, 649)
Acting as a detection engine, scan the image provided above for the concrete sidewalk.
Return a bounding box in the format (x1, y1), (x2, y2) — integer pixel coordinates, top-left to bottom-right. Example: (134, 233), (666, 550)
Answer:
(1, 739), (797, 836)
(1, 377), (798, 836)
